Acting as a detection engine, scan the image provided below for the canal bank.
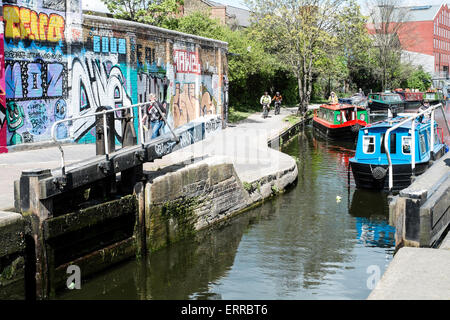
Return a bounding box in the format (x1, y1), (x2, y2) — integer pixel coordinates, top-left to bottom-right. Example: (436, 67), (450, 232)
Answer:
(58, 122), (397, 300)
(0, 107), (305, 299)
(368, 150), (450, 300)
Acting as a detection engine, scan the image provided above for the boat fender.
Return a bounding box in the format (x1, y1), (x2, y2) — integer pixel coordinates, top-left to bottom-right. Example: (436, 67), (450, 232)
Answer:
(371, 165), (387, 180)
(351, 123), (361, 132)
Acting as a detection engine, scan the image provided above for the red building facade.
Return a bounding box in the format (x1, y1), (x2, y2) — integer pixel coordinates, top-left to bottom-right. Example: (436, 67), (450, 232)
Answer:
(432, 4), (450, 75)
(367, 4), (450, 76)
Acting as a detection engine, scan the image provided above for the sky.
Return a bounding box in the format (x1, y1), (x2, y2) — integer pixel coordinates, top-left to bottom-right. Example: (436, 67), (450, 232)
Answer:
(83, 0), (448, 14)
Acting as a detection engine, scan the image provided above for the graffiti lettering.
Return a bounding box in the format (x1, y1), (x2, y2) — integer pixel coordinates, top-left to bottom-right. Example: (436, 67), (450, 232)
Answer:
(27, 101), (48, 135)
(3, 5), (65, 42)
(70, 56), (131, 142)
(205, 117), (222, 134)
(92, 36), (126, 54)
(173, 50), (200, 74)
(5, 61), (65, 100)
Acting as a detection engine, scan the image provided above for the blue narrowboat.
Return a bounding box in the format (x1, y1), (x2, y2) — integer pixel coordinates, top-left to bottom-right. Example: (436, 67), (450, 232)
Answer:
(350, 112), (448, 192)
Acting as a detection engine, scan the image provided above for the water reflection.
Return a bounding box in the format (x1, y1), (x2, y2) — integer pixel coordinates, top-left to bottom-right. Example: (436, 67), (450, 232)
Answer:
(57, 125), (396, 300)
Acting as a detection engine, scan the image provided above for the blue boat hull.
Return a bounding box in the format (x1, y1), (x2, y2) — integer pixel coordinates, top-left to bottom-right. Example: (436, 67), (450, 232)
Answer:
(350, 147), (446, 192)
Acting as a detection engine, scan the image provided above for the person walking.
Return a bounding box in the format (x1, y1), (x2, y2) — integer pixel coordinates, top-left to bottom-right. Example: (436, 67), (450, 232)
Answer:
(328, 91), (338, 104)
(142, 93), (166, 140)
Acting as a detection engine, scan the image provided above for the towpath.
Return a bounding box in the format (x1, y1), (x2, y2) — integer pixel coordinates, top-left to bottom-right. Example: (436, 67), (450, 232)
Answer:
(0, 107), (302, 211)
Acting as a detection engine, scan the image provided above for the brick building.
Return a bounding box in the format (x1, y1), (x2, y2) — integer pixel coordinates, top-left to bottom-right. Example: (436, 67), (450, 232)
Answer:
(368, 4), (450, 78)
(181, 0), (250, 28)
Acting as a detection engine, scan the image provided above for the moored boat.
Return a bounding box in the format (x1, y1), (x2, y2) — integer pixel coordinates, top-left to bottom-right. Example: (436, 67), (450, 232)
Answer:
(313, 103), (369, 140)
(367, 92), (406, 114)
(423, 89), (444, 105)
(350, 104), (448, 192)
(394, 89), (424, 110)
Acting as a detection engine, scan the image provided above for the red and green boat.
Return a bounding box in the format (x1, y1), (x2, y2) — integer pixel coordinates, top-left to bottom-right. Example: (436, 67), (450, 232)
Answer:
(313, 103), (369, 140)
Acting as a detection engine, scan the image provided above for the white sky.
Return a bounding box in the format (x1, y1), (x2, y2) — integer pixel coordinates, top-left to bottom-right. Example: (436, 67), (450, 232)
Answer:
(82, 0), (447, 14)
(82, 0), (250, 13)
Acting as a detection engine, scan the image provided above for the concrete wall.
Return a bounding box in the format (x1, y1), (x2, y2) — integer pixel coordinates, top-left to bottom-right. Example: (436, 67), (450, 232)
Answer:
(390, 152), (450, 248)
(401, 50), (435, 75)
(0, 0), (227, 152)
(0, 211), (26, 299)
(145, 159), (252, 251)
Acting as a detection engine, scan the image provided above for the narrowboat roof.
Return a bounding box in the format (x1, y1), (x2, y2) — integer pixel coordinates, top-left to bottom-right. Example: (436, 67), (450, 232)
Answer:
(368, 92), (402, 97)
(365, 116), (432, 130)
(320, 103), (366, 111)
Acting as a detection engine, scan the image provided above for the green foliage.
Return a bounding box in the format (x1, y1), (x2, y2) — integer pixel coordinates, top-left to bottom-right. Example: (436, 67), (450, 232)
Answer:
(228, 108), (253, 123)
(402, 68), (432, 91)
(167, 12), (292, 110)
(102, 0), (183, 26)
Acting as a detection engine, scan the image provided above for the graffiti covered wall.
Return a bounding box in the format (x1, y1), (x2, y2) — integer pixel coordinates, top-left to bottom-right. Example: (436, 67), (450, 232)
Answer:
(0, 1), (228, 152)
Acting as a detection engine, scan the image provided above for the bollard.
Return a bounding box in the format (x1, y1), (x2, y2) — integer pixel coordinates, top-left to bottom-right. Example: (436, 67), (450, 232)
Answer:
(17, 169), (53, 299)
(121, 108), (137, 148)
(95, 106), (115, 155)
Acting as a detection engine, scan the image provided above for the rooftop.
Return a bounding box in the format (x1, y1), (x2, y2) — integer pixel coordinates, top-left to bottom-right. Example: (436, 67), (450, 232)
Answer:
(399, 4), (442, 22)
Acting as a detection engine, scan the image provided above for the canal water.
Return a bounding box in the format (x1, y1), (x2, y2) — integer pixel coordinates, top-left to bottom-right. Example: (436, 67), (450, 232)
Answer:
(57, 124), (397, 300)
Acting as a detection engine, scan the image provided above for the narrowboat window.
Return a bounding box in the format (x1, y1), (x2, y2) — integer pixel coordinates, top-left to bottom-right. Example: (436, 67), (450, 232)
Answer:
(363, 136), (375, 154)
(359, 112), (366, 121)
(419, 133), (426, 154)
(389, 133), (396, 154)
(380, 133), (396, 154)
(402, 136), (411, 154)
(435, 128), (441, 144)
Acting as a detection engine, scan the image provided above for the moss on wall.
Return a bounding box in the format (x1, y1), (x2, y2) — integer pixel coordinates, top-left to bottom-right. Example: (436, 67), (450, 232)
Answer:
(147, 196), (200, 252)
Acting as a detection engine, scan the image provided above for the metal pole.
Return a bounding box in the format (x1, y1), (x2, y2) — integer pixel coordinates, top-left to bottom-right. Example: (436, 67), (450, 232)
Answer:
(384, 128), (393, 191)
(430, 108), (435, 159)
(152, 102), (179, 142)
(103, 111), (109, 161)
(411, 120), (415, 176)
(440, 104), (450, 136)
(138, 104), (145, 146)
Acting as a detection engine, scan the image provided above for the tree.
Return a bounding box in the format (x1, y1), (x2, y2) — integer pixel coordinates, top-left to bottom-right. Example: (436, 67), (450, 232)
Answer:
(102, 0), (183, 26)
(246, 0), (350, 115)
(335, 1), (374, 93)
(366, 0), (414, 90)
(401, 67), (432, 91)
(169, 12), (283, 109)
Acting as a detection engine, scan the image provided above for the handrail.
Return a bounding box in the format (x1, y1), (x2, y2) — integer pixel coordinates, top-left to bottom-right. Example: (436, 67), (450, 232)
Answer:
(384, 103), (448, 192)
(50, 101), (179, 176)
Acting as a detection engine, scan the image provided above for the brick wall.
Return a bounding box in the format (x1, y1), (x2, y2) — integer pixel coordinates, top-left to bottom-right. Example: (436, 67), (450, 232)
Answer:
(0, 0), (228, 151)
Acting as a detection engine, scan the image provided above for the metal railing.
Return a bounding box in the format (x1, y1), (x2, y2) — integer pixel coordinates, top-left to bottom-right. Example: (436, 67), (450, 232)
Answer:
(384, 103), (450, 192)
(50, 101), (179, 175)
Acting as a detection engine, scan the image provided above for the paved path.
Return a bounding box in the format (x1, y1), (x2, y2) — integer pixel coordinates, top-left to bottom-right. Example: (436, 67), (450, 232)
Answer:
(368, 247), (450, 300)
(0, 107), (300, 210)
(146, 107), (300, 183)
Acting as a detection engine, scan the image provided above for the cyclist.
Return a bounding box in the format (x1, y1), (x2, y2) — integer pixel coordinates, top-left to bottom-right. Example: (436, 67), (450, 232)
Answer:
(260, 91), (272, 118)
(272, 92), (282, 114)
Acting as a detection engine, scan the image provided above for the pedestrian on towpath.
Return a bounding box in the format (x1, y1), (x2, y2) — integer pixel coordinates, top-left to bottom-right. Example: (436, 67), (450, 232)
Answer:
(328, 91), (338, 104)
(142, 93), (166, 140)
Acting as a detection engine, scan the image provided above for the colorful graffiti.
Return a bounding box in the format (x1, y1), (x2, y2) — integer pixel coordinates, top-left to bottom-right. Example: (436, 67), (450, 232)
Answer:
(70, 55), (131, 142)
(173, 50), (201, 75)
(3, 5), (65, 42)
(0, 2), (227, 151)
(0, 30), (7, 153)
